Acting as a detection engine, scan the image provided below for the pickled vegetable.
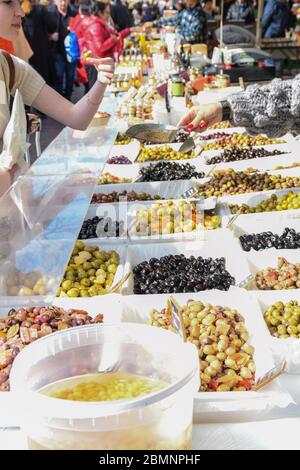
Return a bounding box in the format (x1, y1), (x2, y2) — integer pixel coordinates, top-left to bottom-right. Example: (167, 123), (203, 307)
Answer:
(149, 300), (255, 392)
(40, 372), (167, 402)
(255, 257), (300, 290)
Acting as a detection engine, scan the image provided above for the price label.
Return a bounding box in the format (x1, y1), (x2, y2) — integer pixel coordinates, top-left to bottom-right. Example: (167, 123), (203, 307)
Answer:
(253, 360), (287, 391)
(226, 207), (242, 228)
(181, 186), (199, 199)
(238, 274), (254, 289)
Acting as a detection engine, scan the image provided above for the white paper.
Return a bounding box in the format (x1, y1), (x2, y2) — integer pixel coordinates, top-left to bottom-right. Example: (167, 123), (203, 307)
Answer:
(0, 90), (28, 172)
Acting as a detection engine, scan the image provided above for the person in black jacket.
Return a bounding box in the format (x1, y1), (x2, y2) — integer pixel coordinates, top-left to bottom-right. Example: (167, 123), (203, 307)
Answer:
(22, 0), (56, 87)
(110, 0), (134, 31)
(46, 0), (78, 100)
(226, 0), (255, 24)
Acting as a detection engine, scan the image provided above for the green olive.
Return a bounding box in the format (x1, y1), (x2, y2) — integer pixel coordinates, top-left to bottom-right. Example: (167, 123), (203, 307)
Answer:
(67, 288), (80, 297)
(62, 280), (72, 291)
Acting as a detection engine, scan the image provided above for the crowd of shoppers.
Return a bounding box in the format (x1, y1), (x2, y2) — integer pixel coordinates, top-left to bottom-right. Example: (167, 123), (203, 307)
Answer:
(0, 0), (139, 100)
(1, 0), (297, 99)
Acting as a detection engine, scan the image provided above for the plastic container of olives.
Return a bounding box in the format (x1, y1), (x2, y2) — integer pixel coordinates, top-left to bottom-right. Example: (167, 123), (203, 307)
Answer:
(200, 151), (298, 174)
(80, 210), (129, 244)
(220, 187), (300, 220)
(57, 241), (127, 298)
(138, 159), (207, 176)
(10, 323), (199, 449)
(200, 143), (293, 163)
(255, 291), (300, 374)
(127, 198), (223, 243)
(101, 161), (208, 183)
(245, 248), (300, 292)
(232, 218), (300, 253)
(101, 163), (140, 182)
(135, 142), (199, 163)
(55, 293), (123, 321)
(91, 180), (201, 206)
(200, 137), (288, 156)
(120, 288), (292, 422)
(122, 238), (250, 295)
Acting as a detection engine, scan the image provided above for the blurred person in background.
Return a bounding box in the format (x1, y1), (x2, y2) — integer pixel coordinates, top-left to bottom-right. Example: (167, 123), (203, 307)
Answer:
(130, 2), (143, 24)
(141, 1), (159, 22)
(201, 0), (219, 19)
(223, 0), (234, 19)
(146, 0), (207, 44)
(22, 0), (56, 86)
(262, 0), (289, 38)
(111, 0), (134, 31)
(226, 0), (255, 24)
(69, 0), (94, 92)
(77, 1), (132, 88)
(46, 0), (78, 100)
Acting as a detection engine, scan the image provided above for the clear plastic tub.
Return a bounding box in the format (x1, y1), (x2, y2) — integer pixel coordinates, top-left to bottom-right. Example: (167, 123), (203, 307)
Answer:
(10, 323), (199, 450)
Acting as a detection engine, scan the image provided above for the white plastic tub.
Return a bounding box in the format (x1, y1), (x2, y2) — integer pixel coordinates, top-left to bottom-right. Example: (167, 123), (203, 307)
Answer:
(10, 323), (199, 449)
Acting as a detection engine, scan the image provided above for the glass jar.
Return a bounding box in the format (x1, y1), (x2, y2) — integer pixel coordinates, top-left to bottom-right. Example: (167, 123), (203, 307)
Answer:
(171, 75), (185, 97)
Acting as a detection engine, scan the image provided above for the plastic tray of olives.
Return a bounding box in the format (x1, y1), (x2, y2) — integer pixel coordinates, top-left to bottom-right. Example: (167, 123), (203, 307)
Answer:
(121, 238), (250, 296)
(199, 152), (299, 174)
(57, 241), (127, 298)
(91, 181), (204, 205)
(200, 143), (293, 162)
(54, 293), (123, 321)
(134, 143), (199, 163)
(219, 187), (300, 220)
(232, 218), (300, 253)
(244, 249), (300, 291)
(101, 163), (140, 182)
(254, 290), (300, 374)
(126, 198), (222, 243)
(200, 138), (289, 157)
(120, 288), (292, 421)
(108, 141), (141, 164)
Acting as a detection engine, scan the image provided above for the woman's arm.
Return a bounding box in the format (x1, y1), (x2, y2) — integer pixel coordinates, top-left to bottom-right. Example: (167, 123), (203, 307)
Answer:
(32, 57), (114, 131)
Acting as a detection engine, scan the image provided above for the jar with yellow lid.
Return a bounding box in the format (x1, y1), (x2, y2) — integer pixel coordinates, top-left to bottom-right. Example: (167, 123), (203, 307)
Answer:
(215, 74), (230, 88)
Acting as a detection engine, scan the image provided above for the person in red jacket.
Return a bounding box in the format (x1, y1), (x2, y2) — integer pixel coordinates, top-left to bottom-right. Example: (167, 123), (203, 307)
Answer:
(77, 1), (132, 88)
(69, 1), (94, 91)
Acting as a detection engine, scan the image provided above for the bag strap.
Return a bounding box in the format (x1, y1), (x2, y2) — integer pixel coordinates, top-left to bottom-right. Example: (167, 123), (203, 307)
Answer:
(0, 50), (16, 92)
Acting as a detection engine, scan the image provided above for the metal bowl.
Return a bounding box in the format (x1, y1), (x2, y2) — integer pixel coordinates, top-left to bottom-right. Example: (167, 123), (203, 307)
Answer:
(125, 124), (178, 144)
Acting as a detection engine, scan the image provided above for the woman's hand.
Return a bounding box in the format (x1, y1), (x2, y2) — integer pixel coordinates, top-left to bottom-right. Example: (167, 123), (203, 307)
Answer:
(177, 103), (223, 132)
(86, 57), (115, 85)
